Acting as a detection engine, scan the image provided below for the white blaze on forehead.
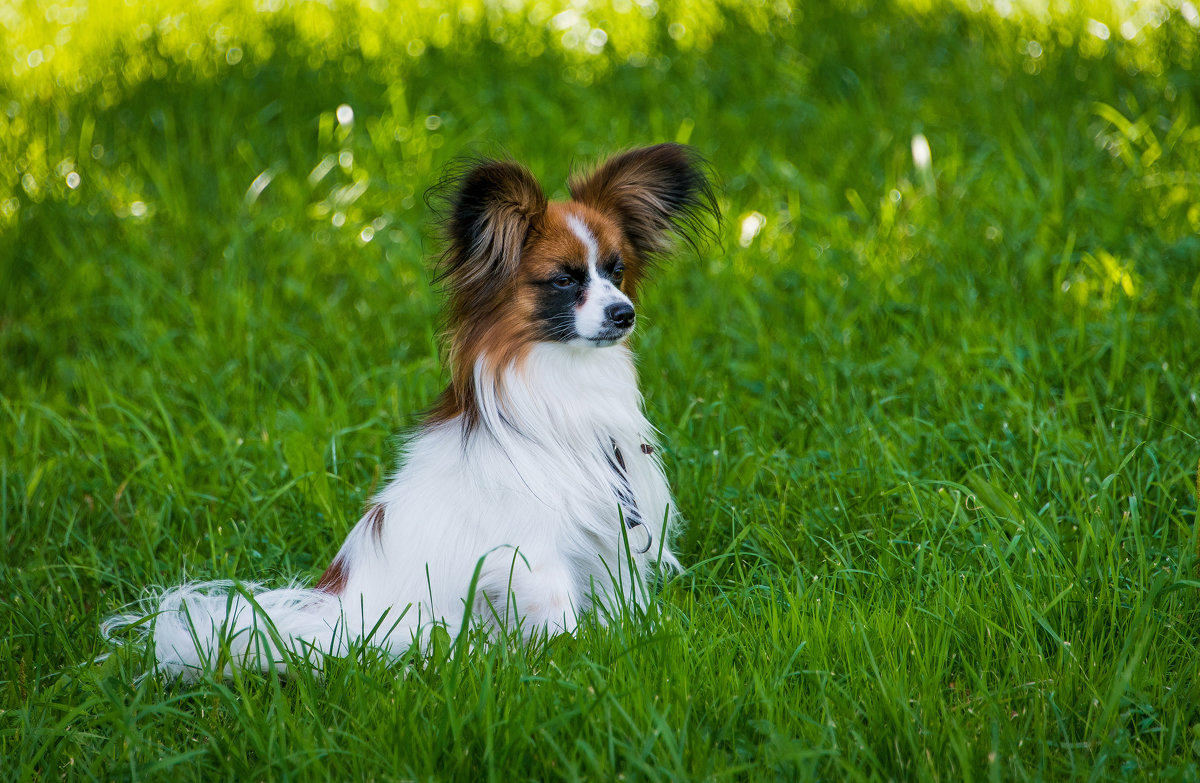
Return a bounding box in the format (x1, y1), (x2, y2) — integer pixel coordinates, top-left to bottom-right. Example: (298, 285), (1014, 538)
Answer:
(563, 212), (634, 345)
(565, 213), (600, 272)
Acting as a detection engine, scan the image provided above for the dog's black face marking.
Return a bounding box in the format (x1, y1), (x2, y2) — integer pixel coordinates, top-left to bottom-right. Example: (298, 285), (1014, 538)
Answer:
(599, 253), (624, 286)
(533, 263), (588, 342)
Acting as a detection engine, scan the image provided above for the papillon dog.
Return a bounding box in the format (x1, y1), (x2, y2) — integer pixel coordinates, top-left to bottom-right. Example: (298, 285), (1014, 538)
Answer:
(104, 143), (718, 678)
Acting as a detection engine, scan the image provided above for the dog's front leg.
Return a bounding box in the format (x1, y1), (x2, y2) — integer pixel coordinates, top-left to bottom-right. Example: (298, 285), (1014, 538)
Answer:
(476, 557), (579, 638)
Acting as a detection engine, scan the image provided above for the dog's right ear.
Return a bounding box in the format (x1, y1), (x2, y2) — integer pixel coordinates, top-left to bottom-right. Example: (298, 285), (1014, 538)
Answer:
(435, 160), (547, 294)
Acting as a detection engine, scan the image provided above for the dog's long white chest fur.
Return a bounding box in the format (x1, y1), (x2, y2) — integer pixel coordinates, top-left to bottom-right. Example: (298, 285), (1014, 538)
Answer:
(106, 143), (717, 678)
(330, 343), (679, 644)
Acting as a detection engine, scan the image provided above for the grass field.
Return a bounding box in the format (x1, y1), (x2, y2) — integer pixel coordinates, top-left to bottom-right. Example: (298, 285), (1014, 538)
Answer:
(3, 0), (1200, 779)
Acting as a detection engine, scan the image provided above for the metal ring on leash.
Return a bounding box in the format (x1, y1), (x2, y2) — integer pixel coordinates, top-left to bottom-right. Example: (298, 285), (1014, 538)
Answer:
(628, 520), (653, 554)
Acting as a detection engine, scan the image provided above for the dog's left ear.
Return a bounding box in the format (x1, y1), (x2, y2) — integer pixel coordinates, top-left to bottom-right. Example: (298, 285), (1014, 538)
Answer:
(568, 143), (719, 264)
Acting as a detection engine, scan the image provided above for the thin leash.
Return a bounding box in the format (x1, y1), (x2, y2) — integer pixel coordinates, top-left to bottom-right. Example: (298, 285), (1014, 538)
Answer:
(609, 438), (655, 554)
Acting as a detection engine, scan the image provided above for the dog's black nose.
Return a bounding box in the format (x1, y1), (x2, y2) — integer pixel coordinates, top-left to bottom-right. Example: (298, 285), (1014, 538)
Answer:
(605, 302), (635, 329)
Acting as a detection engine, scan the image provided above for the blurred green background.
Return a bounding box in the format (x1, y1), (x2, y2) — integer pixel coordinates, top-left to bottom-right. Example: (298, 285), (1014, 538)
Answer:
(2, 0), (1200, 780)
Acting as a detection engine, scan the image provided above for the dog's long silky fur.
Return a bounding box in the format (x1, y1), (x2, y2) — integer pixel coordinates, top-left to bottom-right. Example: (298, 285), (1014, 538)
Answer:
(103, 144), (718, 679)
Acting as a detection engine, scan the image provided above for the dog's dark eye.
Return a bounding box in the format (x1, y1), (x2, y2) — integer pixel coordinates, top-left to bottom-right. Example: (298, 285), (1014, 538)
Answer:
(552, 275), (575, 289)
(611, 265), (624, 285)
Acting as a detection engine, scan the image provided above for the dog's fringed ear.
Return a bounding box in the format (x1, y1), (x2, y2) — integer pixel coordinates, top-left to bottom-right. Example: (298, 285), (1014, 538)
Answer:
(436, 160), (547, 293)
(568, 143), (719, 264)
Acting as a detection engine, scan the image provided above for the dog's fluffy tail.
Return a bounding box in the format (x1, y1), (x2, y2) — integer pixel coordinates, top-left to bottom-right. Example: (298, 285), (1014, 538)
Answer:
(101, 581), (353, 680)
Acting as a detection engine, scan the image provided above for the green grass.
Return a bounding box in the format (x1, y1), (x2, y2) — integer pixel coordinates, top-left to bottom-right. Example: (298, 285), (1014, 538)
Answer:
(3, 0), (1200, 778)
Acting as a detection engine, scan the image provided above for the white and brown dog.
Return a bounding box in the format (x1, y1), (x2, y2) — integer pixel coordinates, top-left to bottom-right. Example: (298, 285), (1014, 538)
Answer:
(105, 144), (718, 678)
